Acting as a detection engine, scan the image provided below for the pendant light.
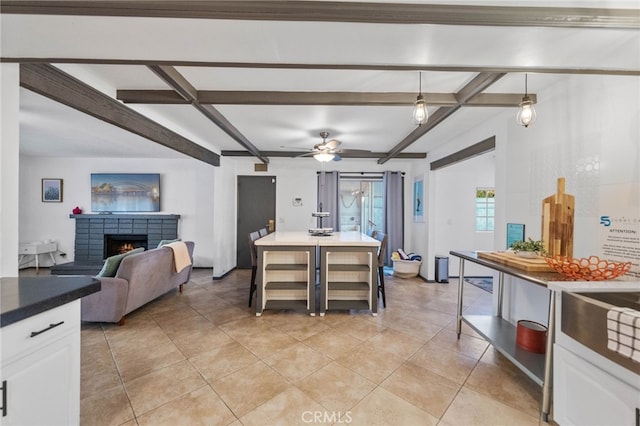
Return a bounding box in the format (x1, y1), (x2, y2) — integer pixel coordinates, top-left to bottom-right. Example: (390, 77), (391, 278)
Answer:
(412, 72), (428, 126)
(516, 74), (536, 128)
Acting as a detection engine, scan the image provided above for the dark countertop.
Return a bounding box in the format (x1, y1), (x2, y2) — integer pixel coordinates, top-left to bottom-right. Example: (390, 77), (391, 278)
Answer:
(1, 276), (101, 327)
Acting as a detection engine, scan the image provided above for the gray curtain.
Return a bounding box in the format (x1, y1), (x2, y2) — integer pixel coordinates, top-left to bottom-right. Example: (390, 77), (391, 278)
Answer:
(317, 171), (340, 230)
(383, 171), (404, 266)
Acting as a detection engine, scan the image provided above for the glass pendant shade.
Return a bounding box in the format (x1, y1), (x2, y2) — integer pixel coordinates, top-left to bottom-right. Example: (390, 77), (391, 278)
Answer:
(313, 152), (335, 162)
(516, 95), (536, 128)
(516, 74), (536, 128)
(412, 94), (428, 125)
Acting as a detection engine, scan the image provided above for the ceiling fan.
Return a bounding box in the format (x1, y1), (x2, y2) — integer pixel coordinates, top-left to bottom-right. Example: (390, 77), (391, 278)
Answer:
(286, 132), (370, 162)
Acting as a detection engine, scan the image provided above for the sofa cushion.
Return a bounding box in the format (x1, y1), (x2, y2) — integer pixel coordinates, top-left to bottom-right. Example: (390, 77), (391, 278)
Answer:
(157, 238), (181, 248)
(97, 247), (145, 277)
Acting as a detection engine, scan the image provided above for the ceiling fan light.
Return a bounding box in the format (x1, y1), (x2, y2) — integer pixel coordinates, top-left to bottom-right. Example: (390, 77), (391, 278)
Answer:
(314, 152), (335, 162)
(412, 94), (428, 125)
(516, 95), (536, 128)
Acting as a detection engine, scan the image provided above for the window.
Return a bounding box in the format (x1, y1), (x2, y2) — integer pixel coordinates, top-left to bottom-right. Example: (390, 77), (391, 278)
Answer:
(475, 188), (495, 231)
(339, 177), (384, 233)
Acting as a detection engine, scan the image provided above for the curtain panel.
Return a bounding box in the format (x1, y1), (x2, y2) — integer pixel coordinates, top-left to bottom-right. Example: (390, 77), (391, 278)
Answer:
(383, 171), (404, 266)
(316, 171), (340, 230)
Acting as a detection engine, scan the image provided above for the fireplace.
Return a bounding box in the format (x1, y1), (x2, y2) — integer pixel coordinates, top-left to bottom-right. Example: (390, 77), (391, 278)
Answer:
(104, 234), (148, 258)
(65, 214), (180, 262)
(50, 214), (180, 275)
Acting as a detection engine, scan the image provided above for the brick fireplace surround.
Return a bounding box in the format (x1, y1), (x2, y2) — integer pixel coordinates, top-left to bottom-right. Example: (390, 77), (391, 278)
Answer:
(51, 214), (180, 275)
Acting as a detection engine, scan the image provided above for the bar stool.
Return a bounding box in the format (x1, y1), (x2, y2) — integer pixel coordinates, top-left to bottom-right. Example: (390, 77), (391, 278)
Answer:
(247, 231), (261, 307)
(371, 231), (388, 308)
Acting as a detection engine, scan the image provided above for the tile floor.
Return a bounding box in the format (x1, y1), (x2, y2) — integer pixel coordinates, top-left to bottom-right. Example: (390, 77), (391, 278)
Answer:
(34, 267), (548, 425)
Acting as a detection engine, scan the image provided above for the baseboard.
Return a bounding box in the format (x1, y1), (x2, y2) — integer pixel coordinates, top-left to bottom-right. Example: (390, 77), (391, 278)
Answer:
(212, 267), (236, 280)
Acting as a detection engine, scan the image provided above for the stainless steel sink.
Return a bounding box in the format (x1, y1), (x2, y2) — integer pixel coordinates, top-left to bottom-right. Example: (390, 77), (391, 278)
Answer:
(579, 291), (640, 310)
(561, 291), (640, 375)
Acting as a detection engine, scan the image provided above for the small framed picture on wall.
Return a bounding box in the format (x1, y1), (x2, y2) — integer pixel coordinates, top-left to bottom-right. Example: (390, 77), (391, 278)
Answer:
(42, 178), (63, 202)
(413, 175), (424, 223)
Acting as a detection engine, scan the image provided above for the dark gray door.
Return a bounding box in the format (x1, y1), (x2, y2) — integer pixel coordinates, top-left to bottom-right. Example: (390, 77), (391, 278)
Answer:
(237, 176), (276, 268)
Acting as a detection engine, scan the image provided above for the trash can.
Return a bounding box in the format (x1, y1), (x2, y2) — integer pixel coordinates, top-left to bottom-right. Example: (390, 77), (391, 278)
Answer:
(434, 255), (449, 283)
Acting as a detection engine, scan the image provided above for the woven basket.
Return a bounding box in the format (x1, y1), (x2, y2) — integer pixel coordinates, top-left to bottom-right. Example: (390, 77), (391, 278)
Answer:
(393, 260), (422, 278)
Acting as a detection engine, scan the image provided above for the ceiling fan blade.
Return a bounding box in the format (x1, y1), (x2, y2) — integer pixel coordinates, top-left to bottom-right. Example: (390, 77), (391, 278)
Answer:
(280, 145), (311, 151)
(324, 139), (341, 150)
(337, 148), (371, 154)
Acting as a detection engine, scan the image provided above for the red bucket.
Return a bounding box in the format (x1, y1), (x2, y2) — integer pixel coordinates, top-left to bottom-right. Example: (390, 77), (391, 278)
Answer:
(516, 320), (547, 353)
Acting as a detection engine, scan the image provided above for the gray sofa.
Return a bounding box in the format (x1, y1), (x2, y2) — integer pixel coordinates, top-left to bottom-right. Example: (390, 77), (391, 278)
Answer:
(81, 241), (195, 325)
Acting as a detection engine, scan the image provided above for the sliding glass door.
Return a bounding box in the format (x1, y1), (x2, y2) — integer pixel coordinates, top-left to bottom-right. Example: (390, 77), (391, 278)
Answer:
(338, 177), (384, 234)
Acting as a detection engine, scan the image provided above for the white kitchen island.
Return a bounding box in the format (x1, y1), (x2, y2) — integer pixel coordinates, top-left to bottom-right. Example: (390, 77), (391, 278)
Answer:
(1, 276), (101, 425)
(255, 231), (380, 316)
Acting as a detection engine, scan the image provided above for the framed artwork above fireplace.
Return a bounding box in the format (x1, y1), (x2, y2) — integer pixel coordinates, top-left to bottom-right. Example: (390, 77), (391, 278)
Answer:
(91, 173), (160, 212)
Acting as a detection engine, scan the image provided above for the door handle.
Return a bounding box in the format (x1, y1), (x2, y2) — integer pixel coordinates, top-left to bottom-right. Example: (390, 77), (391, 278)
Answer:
(30, 321), (64, 338)
(2, 380), (7, 417)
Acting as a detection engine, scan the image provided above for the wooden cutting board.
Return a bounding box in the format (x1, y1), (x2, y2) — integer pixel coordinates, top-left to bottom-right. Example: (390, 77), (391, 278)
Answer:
(477, 251), (554, 272)
(541, 177), (575, 258)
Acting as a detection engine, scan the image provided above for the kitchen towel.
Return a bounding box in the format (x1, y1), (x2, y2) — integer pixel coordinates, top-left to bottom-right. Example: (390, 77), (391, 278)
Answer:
(607, 306), (640, 363)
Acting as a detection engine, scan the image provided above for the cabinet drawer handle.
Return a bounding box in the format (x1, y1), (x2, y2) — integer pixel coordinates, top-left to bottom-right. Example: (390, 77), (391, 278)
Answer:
(30, 321), (64, 338)
(2, 380), (6, 417)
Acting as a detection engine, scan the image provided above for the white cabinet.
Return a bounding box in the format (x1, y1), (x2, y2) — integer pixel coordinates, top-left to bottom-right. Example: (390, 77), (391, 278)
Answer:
(257, 246), (316, 316)
(320, 247), (377, 316)
(554, 344), (639, 426)
(1, 301), (81, 426)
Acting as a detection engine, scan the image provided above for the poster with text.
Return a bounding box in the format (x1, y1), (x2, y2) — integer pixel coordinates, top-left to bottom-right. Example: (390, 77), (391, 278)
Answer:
(599, 212), (640, 279)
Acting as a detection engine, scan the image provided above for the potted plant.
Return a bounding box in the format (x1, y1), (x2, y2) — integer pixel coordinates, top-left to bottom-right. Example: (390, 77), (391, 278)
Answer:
(510, 238), (547, 258)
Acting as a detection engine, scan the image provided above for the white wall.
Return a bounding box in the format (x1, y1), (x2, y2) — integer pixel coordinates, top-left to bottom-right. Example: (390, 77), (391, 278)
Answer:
(211, 157), (238, 277)
(417, 113), (508, 280)
(19, 156), (215, 268)
(209, 157), (415, 277)
(501, 74), (640, 325)
(431, 152), (496, 277)
(422, 73), (639, 324)
(17, 152), (416, 278)
(0, 64), (20, 276)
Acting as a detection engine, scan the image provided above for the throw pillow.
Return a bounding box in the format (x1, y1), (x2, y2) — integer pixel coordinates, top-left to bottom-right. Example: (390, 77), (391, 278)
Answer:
(97, 247), (145, 277)
(157, 238), (181, 248)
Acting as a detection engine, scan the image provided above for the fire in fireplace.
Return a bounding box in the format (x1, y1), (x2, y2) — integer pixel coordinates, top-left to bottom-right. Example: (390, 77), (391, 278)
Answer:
(104, 234), (148, 258)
